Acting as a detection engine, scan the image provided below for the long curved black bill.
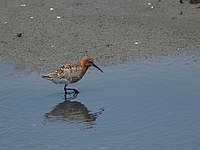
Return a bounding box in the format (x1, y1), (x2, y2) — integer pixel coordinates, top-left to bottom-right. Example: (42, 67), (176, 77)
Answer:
(92, 63), (103, 73)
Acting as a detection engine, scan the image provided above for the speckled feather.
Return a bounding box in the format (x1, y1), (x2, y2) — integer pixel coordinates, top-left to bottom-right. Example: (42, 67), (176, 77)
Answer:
(42, 60), (88, 84)
(42, 56), (103, 86)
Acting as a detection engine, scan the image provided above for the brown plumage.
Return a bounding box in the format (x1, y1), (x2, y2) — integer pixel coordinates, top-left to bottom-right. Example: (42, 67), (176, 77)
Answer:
(42, 56), (103, 94)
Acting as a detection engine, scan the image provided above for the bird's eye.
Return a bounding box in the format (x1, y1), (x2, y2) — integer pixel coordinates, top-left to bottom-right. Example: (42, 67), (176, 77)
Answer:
(88, 60), (93, 63)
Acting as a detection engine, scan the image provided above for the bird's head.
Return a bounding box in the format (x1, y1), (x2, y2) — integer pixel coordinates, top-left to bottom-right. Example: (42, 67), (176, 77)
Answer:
(80, 56), (103, 73)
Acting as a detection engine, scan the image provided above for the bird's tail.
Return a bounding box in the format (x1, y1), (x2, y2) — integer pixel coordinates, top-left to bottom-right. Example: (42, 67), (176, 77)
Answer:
(41, 72), (59, 79)
(41, 75), (51, 79)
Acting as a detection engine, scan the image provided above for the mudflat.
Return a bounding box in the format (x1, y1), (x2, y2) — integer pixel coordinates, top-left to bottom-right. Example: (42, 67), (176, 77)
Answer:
(0, 0), (200, 72)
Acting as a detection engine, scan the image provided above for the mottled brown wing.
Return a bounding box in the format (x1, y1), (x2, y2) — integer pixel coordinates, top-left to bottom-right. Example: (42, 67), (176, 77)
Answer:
(42, 61), (85, 83)
(43, 61), (77, 77)
(60, 61), (84, 83)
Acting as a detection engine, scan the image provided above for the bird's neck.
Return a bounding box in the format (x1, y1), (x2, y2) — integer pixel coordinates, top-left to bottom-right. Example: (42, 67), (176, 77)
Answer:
(82, 66), (89, 74)
(80, 60), (89, 73)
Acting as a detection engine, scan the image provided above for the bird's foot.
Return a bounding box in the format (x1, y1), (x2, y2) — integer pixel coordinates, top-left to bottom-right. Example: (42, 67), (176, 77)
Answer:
(64, 88), (79, 100)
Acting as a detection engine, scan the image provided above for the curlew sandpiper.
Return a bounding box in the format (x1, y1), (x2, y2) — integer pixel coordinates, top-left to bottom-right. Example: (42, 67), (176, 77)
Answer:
(42, 56), (103, 97)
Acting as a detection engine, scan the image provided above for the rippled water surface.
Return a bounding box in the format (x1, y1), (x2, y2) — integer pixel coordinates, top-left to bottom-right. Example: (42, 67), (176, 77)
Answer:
(0, 56), (200, 150)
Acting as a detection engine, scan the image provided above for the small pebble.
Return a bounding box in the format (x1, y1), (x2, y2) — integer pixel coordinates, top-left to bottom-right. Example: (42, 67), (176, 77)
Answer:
(30, 16), (33, 19)
(148, 2), (152, 5)
(20, 4), (26, 7)
(50, 8), (54, 10)
(151, 6), (154, 9)
(17, 33), (22, 37)
(134, 41), (139, 45)
(56, 16), (61, 19)
(4, 21), (8, 24)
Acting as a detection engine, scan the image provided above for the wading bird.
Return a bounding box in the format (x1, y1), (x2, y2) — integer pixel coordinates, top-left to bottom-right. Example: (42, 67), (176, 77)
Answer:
(42, 56), (103, 97)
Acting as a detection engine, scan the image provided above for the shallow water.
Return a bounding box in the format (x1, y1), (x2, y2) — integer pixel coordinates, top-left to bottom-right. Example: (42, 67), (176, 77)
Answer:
(0, 56), (200, 150)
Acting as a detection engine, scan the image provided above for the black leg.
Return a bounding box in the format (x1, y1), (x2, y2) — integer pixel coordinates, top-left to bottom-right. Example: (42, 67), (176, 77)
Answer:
(64, 84), (67, 100)
(64, 84), (67, 92)
(64, 92), (67, 100)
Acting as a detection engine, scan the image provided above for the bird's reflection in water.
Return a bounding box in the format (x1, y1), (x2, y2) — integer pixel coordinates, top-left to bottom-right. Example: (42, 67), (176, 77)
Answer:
(44, 97), (104, 128)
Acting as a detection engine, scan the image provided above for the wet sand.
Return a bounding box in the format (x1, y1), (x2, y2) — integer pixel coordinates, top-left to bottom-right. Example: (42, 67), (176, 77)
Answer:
(0, 0), (200, 72)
